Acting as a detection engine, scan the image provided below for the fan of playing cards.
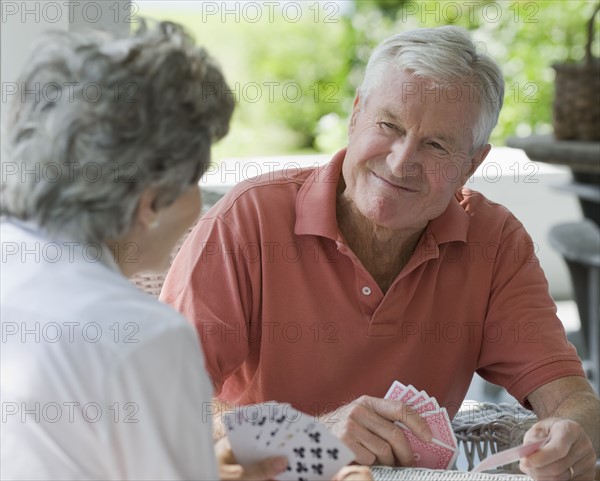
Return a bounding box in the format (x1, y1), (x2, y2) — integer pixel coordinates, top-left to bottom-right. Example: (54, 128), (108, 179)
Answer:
(384, 381), (459, 470)
(223, 402), (355, 481)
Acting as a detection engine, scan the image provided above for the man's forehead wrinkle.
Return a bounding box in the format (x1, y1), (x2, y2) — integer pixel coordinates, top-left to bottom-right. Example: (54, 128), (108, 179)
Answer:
(379, 107), (404, 123)
(376, 103), (465, 148)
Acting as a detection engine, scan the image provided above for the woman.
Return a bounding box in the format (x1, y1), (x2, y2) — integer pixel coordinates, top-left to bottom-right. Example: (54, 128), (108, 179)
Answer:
(0, 19), (237, 481)
(1, 19), (371, 481)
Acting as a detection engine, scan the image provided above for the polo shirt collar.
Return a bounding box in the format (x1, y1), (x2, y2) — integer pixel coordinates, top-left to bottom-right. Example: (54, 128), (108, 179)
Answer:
(294, 148), (345, 241)
(294, 148), (470, 246)
(426, 191), (470, 245)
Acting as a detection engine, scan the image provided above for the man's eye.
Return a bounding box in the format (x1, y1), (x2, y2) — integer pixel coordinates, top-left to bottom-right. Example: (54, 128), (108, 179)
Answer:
(378, 122), (396, 131)
(429, 141), (446, 151)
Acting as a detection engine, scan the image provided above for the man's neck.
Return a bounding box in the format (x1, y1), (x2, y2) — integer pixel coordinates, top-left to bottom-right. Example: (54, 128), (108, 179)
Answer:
(336, 195), (425, 293)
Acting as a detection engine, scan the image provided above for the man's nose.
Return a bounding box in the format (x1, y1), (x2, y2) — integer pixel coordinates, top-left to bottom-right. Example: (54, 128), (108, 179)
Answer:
(386, 136), (422, 179)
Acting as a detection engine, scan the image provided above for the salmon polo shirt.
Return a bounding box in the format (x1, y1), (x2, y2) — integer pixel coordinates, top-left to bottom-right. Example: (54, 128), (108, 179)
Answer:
(161, 149), (584, 419)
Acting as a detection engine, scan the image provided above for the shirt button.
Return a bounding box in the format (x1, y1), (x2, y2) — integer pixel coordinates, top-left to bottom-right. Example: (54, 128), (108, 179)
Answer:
(362, 286), (372, 296)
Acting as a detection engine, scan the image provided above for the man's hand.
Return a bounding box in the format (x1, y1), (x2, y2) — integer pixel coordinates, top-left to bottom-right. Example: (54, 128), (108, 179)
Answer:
(519, 418), (597, 481)
(323, 395), (432, 466)
(215, 437), (288, 481)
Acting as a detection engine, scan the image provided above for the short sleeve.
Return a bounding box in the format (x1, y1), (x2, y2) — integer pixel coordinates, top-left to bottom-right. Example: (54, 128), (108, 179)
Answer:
(476, 217), (585, 407)
(160, 214), (255, 396)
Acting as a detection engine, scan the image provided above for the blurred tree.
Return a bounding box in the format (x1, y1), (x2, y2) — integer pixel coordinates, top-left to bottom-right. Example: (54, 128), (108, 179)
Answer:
(242, 10), (354, 149)
(139, 1), (599, 156)
(344, 1), (600, 145)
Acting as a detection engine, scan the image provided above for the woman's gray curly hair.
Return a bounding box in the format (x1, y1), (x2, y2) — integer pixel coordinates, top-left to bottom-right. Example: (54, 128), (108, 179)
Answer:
(1, 20), (234, 243)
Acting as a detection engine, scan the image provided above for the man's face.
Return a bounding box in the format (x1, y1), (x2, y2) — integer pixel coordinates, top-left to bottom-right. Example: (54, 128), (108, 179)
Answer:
(341, 69), (491, 232)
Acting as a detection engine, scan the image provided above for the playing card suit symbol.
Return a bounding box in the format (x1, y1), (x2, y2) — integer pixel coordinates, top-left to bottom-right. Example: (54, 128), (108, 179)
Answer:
(311, 463), (324, 475)
(293, 447), (305, 458)
(308, 432), (321, 443)
(310, 447), (322, 459)
(296, 462), (308, 473)
(326, 448), (339, 460)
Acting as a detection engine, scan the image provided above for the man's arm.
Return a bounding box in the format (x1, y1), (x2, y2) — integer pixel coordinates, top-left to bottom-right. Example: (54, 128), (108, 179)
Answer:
(519, 376), (599, 480)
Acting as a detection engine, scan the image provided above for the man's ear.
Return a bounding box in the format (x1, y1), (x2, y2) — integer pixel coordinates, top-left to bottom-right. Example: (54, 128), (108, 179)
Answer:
(135, 187), (160, 230)
(462, 143), (491, 185)
(348, 89), (362, 135)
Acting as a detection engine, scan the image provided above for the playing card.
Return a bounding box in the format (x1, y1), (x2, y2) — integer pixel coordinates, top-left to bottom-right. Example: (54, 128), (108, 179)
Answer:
(223, 402), (291, 464)
(413, 398), (439, 414)
(397, 385), (420, 404)
(400, 426), (457, 470)
(422, 409), (458, 450)
(277, 419), (355, 481)
(263, 405), (309, 451)
(224, 402), (354, 480)
(409, 393), (427, 405)
(472, 436), (550, 473)
(257, 402), (293, 448)
(223, 408), (264, 464)
(384, 381), (458, 470)
(384, 380), (407, 400)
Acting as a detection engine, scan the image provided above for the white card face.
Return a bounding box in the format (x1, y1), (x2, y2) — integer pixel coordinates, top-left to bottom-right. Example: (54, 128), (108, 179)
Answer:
(223, 408), (266, 464)
(223, 402), (354, 479)
(276, 420), (355, 481)
(264, 406), (306, 450)
(255, 402), (291, 448)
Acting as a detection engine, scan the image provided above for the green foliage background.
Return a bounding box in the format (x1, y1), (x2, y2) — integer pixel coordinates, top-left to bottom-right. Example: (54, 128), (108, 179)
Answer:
(139, 1), (600, 158)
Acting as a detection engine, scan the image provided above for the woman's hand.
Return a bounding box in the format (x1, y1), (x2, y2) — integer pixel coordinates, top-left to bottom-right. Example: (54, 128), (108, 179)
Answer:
(333, 466), (374, 480)
(215, 437), (288, 481)
(216, 436), (374, 481)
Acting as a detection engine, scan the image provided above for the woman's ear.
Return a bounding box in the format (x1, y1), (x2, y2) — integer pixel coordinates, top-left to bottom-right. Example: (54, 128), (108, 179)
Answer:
(135, 187), (160, 230)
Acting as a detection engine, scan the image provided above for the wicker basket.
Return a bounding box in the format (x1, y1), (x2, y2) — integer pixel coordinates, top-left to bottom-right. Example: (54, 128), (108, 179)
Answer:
(552, 4), (600, 141)
(451, 402), (537, 473)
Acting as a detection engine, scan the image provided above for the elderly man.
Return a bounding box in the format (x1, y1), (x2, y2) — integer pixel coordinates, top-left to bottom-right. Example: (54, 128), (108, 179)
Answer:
(161, 26), (599, 480)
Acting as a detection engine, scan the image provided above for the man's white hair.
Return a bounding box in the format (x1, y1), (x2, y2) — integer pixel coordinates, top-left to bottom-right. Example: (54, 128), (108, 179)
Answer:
(360, 26), (504, 150)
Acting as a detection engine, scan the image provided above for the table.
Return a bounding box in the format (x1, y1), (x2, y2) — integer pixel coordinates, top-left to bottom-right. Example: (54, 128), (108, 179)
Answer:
(370, 467), (532, 480)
